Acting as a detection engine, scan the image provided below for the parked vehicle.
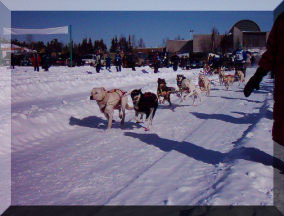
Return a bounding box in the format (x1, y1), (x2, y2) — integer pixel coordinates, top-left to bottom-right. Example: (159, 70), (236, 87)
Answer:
(55, 57), (66, 66)
(82, 54), (96, 65)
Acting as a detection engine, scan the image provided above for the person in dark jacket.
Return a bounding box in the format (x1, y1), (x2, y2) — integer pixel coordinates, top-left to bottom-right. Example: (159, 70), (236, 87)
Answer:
(244, 12), (284, 147)
(105, 54), (111, 70)
(127, 52), (136, 71)
(95, 52), (101, 73)
(115, 53), (122, 72)
(30, 51), (41, 71)
(153, 52), (160, 73)
(41, 51), (51, 71)
(171, 52), (179, 71)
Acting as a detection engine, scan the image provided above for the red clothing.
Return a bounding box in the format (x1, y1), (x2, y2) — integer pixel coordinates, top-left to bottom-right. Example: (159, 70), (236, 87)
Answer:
(30, 54), (41, 67)
(258, 12), (284, 146)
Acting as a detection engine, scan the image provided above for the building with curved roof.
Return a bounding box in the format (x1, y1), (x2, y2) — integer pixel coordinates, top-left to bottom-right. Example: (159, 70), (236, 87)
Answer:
(163, 19), (269, 55)
(229, 20), (261, 33)
(192, 19), (269, 54)
(230, 19), (268, 50)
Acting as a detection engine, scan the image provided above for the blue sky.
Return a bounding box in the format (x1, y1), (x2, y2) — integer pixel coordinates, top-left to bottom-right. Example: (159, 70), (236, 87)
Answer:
(11, 11), (273, 48)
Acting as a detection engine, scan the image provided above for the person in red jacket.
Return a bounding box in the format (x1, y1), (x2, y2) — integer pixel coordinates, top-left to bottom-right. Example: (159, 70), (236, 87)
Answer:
(244, 13), (284, 214)
(244, 12), (284, 147)
(30, 50), (41, 71)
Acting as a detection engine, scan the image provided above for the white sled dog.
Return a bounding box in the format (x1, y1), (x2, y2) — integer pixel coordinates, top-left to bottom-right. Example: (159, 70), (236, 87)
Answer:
(90, 87), (132, 129)
(176, 75), (202, 106)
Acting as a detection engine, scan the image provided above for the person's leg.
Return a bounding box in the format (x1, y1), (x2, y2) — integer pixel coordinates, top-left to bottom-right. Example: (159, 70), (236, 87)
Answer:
(274, 141), (284, 215)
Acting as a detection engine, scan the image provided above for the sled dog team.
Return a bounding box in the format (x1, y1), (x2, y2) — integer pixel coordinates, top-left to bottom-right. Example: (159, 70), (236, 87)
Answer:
(90, 71), (245, 130)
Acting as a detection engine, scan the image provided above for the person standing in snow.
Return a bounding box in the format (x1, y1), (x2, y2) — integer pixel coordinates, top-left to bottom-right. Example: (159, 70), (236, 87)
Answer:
(30, 50), (41, 72)
(234, 45), (248, 77)
(153, 52), (160, 73)
(115, 52), (122, 72)
(244, 13), (284, 214)
(105, 54), (111, 70)
(95, 51), (102, 73)
(171, 52), (179, 72)
(244, 12), (284, 148)
(127, 52), (136, 71)
(41, 50), (51, 71)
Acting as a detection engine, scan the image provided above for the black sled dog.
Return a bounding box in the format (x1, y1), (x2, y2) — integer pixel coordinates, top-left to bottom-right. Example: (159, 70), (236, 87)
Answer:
(130, 89), (158, 131)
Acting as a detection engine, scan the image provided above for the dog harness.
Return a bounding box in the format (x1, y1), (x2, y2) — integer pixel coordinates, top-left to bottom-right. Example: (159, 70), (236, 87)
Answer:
(99, 89), (127, 113)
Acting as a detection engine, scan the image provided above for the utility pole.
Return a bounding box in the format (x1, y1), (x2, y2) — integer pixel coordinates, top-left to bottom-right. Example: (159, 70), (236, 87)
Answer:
(69, 25), (73, 67)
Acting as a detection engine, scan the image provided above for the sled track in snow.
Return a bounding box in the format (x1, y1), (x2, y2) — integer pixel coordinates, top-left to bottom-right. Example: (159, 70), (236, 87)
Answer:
(103, 120), (212, 205)
(103, 91), (241, 205)
(195, 94), (271, 205)
(103, 85), (270, 205)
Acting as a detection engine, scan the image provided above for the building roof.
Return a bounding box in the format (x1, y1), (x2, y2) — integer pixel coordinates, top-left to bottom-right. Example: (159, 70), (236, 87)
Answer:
(1, 43), (32, 52)
(230, 20), (261, 33)
(166, 40), (192, 53)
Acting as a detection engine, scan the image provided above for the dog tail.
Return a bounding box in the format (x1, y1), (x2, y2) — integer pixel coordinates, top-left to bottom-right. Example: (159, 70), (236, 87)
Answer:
(126, 103), (133, 110)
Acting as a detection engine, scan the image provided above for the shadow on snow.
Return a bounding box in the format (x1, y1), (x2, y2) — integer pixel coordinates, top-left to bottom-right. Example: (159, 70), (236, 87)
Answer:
(69, 116), (142, 130)
(124, 132), (284, 172)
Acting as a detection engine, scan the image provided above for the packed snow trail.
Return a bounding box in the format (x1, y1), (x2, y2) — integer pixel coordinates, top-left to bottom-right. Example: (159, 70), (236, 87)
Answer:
(7, 66), (276, 205)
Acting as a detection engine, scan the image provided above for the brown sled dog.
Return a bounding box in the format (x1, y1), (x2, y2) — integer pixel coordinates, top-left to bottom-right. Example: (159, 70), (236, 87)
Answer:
(198, 73), (211, 96)
(157, 78), (176, 106)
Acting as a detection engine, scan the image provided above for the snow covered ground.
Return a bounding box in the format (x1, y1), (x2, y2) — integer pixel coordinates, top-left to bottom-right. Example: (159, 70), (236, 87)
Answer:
(1, 65), (280, 208)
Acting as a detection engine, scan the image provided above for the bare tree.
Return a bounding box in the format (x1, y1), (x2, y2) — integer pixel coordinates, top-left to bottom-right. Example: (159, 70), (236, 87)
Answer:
(130, 35), (137, 48)
(137, 38), (146, 48)
(210, 26), (219, 53)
